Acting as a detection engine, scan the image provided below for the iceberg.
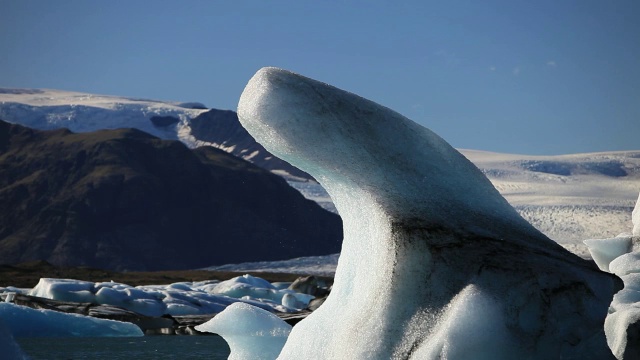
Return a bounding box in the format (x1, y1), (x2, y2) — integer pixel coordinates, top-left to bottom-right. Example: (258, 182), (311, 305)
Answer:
(195, 302), (291, 360)
(584, 192), (640, 359)
(0, 302), (143, 337)
(237, 67), (620, 359)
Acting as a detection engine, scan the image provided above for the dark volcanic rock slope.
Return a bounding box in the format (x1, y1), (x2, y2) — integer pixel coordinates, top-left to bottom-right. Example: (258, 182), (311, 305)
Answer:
(0, 120), (342, 271)
(189, 109), (313, 180)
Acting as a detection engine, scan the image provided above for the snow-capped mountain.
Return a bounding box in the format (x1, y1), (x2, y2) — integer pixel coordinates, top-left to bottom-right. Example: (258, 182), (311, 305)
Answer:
(0, 88), (309, 180)
(0, 87), (206, 140)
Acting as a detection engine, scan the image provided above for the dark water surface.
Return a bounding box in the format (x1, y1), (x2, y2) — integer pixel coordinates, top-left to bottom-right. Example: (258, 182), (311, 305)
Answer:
(17, 335), (230, 360)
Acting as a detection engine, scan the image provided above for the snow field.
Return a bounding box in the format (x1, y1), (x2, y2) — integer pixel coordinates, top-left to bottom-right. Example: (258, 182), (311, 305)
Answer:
(0, 88), (207, 146)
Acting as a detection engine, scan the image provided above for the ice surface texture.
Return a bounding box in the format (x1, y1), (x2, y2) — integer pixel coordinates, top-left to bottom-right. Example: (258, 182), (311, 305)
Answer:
(237, 67), (620, 359)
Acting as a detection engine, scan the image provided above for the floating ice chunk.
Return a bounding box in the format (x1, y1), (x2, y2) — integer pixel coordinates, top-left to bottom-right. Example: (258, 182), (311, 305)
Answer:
(128, 298), (167, 317)
(26, 276), (304, 316)
(610, 252), (640, 277)
(165, 302), (201, 316)
(95, 286), (129, 304)
(0, 303), (142, 337)
(195, 302), (291, 360)
(213, 274), (275, 292)
(28, 278), (95, 303)
(167, 282), (193, 291)
(0, 287), (29, 296)
(584, 237), (632, 272)
(124, 287), (157, 300)
(211, 275), (313, 310)
(212, 276), (276, 300)
(238, 67), (618, 359)
(281, 293), (306, 310)
(271, 282), (292, 290)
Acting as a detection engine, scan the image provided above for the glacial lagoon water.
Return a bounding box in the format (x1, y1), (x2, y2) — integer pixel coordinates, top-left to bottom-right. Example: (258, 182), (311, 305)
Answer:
(17, 335), (230, 359)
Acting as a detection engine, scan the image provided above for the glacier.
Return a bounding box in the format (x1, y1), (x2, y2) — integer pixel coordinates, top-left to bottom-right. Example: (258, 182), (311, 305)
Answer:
(234, 67), (620, 359)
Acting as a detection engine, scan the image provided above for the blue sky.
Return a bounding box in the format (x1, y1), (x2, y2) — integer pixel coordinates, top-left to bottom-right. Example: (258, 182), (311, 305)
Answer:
(1, 0), (638, 155)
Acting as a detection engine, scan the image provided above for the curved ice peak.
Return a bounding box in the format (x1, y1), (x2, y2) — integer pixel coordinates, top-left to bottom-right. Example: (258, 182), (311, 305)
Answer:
(238, 67), (619, 359)
(239, 67), (545, 243)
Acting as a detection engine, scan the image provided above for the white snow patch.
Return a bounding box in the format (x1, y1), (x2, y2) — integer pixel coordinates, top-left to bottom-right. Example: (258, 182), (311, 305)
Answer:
(244, 150), (260, 161)
(0, 88), (206, 145)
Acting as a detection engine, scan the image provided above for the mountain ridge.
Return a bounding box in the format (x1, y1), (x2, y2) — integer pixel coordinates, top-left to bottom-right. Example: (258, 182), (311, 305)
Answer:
(0, 119), (342, 271)
(0, 88), (312, 181)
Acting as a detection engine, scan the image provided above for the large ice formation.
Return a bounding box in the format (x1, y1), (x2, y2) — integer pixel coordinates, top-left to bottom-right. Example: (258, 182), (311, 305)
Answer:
(0, 302), (143, 337)
(237, 67), (621, 359)
(195, 302), (291, 360)
(585, 192), (640, 359)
